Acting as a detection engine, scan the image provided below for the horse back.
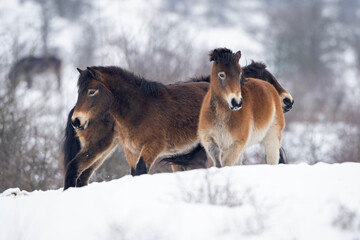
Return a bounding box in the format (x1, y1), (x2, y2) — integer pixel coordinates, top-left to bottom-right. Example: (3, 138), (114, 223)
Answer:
(243, 61), (287, 95)
(146, 81), (208, 153)
(241, 77), (284, 129)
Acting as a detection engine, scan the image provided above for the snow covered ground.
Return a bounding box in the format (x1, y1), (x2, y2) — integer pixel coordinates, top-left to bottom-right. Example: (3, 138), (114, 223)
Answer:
(1, 163), (359, 240)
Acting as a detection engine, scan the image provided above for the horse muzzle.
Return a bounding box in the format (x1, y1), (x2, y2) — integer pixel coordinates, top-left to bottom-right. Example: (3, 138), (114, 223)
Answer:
(71, 117), (88, 130)
(229, 98), (243, 111)
(282, 98), (294, 113)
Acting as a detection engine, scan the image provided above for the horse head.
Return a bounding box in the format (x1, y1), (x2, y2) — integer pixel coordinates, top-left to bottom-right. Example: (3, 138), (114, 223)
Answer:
(71, 67), (114, 130)
(209, 48), (244, 111)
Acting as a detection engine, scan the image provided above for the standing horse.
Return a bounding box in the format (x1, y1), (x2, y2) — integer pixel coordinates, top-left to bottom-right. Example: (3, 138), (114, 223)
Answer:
(8, 55), (62, 89)
(198, 48), (285, 167)
(64, 61), (293, 189)
(64, 67), (209, 189)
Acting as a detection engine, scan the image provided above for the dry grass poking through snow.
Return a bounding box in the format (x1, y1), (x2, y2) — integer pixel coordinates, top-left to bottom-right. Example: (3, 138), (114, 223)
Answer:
(333, 204), (360, 232)
(176, 169), (267, 235)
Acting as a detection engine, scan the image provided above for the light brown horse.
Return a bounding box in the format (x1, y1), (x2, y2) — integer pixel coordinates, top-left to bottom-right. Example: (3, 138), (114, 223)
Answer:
(198, 48), (285, 167)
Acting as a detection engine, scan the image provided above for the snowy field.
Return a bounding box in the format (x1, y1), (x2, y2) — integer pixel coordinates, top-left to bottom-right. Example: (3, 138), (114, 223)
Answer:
(1, 163), (360, 240)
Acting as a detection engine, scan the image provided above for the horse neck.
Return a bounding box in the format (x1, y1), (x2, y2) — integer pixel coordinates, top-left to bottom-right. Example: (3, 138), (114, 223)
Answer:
(209, 86), (231, 119)
(103, 75), (146, 124)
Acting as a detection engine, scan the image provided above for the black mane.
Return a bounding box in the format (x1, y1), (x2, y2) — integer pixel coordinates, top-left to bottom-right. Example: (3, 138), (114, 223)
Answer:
(181, 62), (272, 85)
(187, 75), (210, 83)
(78, 66), (167, 98)
(209, 48), (238, 65)
(243, 61), (267, 77)
(242, 61), (277, 85)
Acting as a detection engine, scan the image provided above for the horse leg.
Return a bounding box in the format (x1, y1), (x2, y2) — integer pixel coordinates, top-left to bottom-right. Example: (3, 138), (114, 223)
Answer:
(279, 147), (288, 164)
(135, 143), (164, 176)
(221, 142), (245, 166)
(56, 69), (61, 89)
(76, 142), (118, 187)
(262, 127), (282, 165)
(123, 149), (139, 176)
(76, 159), (103, 187)
(201, 136), (222, 167)
(64, 151), (99, 190)
(26, 74), (32, 88)
(170, 164), (186, 172)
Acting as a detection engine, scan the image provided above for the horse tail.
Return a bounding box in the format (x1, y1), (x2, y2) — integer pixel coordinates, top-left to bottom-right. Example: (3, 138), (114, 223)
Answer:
(279, 147), (288, 164)
(165, 144), (288, 165)
(161, 144), (208, 169)
(63, 107), (81, 173)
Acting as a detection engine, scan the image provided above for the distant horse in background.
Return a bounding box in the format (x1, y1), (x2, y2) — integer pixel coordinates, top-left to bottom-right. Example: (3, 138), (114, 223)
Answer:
(63, 61), (292, 189)
(198, 48), (285, 167)
(8, 56), (62, 89)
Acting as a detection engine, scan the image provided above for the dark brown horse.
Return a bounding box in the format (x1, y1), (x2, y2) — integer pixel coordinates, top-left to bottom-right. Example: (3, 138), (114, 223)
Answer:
(64, 66), (208, 189)
(63, 62), (293, 189)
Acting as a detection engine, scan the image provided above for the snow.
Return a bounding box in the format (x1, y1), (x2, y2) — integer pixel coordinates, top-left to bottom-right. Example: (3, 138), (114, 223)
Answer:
(1, 163), (360, 240)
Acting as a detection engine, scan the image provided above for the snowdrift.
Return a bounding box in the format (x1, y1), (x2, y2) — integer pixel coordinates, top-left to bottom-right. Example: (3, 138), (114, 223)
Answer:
(1, 163), (359, 240)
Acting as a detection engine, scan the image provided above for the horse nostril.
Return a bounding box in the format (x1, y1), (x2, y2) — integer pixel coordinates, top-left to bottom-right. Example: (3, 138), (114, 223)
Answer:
(231, 98), (237, 107)
(72, 118), (81, 128)
(231, 98), (242, 108)
(283, 98), (291, 105)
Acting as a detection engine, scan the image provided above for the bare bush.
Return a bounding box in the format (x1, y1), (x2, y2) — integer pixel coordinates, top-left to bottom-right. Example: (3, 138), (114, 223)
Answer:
(179, 170), (241, 207)
(262, 0), (343, 122)
(112, 18), (206, 84)
(331, 126), (360, 164)
(333, 204), (360, 232)
(0, 84), (63, 192)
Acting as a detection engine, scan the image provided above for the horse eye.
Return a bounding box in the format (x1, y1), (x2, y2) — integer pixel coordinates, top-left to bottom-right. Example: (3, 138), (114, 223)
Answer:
(88, 89), (97, 96)
(218, 72), (226, 79)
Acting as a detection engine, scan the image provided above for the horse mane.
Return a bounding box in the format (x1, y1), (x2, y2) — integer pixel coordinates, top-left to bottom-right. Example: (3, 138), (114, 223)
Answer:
(184, 62), (275, 84)
(209, 48), (246, 85)
(186, 76), (210, 83)
(79, 66), (167, 98)
(242, 61), (277, 86)
(209, 48), (238, 65)
(93, 66), (166, 97)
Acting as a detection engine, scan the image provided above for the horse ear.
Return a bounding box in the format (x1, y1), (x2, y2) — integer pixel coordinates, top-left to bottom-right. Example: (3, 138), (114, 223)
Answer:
(76, 68), (83, 74)
(235, 51), (242, 62)
(86, 67), (98, 80)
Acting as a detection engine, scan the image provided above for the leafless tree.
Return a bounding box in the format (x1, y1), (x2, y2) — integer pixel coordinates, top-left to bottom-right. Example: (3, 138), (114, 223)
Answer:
(262, 0), (342, 121)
